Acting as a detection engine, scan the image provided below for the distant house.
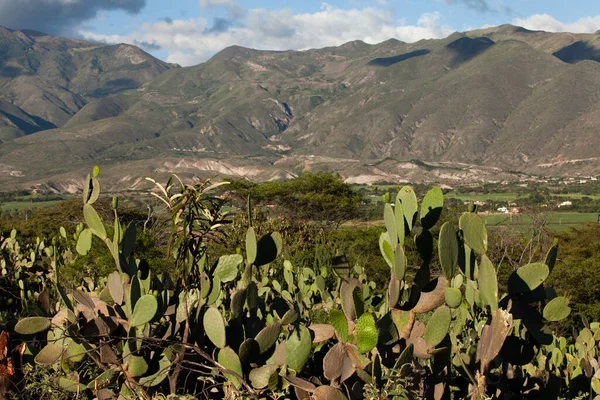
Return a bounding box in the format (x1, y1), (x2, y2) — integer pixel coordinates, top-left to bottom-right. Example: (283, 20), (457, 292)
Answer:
(497, 207), (509, 214)
(558, 201), (572, 207)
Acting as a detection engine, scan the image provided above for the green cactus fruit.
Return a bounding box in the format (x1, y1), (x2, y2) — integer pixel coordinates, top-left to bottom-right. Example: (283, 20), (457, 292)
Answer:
(478, 255), (498, 311)
(356, 313), (378, 354)
(379, 232), (395, 270)
(218, 346), (243, 389)
(438, 222), (459, 280)
(214, 254), (243, 283)
(204, 306), (227, 349)
(34, 343), (63, 365)
(393, 243), (406, 281)
(83, 204), (107, 240)
(543, 297), (571, 322)
(545, 239), (559, 273)
(255, 322), (282, 353)
(397, 186), (418, 232)
(330, 309), (348, 343)
(420, 187), (444, 230)
(285, 325), (312, 372)
(445, 287), (462, 309)
(250, 365), (279, 389)
(508, 262), (549, 294)
(424, 306), (451, 348)
(384, 203), (398, 246)
(395, 199), (405, 247)
(128, 356), (149, 377)
(59, 377), (86, 393)
(76, 228), (92, 256)
(239, 338), (261, 364)
(139, 356), (171, 387)
(246, 227), (257, 265)
(459, 212), (487, 254)
(15, 316), (50, 335)
(92, 165), (101, 177)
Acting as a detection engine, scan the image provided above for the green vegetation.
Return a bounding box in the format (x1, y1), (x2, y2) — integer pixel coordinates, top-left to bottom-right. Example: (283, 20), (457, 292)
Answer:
(1, 168), (599, 399)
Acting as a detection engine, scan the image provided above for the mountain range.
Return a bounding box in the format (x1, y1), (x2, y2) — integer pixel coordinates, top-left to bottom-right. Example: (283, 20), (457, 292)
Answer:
(0, 24), (599, 191)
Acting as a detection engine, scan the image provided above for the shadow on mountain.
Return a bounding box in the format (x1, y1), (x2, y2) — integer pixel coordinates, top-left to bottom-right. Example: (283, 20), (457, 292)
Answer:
(553, 41), (600, 64)
(368, 49), (430, 67)
(446, 37), (495, 63)
(0, 112), (55, 135)
(0, 66), (33, 78)
(89, 79), (139, 98)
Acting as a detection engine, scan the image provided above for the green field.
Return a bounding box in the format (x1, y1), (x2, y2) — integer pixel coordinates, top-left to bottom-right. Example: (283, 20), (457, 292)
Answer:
(445, 192), (519, 202)
(0, 200), (64, 212)
(483, 212), (599, 231)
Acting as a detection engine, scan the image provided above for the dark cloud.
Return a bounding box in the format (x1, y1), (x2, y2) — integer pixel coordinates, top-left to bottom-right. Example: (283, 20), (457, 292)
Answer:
(0, 0), (146, 35)
(205, 17), (233, 34)
(443, 0), (492, 13)
(163, 17), (173, 24)
(133, 40), (161, 51)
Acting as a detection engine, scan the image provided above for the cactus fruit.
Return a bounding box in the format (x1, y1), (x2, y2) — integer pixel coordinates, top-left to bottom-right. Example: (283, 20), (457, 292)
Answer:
(356, 313), (378, 354)
(444, 288), (462, 309)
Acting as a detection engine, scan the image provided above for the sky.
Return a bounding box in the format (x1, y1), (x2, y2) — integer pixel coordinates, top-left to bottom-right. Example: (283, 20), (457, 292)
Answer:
(1, 0), (599, 66)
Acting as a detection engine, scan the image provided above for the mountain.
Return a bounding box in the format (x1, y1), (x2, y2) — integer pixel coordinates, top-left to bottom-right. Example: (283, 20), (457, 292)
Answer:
(0, 26), (176, 131)
(0, 24), (599, 190)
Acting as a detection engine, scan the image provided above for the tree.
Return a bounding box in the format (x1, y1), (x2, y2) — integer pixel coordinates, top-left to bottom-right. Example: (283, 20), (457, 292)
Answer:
(227, 172), (363, 226)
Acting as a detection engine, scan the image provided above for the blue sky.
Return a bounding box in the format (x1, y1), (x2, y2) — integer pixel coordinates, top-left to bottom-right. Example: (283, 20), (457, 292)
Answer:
(1, 0), (599, 66)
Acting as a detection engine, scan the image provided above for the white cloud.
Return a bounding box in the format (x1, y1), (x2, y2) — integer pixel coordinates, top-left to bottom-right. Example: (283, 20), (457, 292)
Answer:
(513, 14), (600, 33)
(79, 3), (453, 66)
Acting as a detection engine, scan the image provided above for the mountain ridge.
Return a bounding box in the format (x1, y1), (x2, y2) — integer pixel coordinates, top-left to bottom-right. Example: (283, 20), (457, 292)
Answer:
(0, 24), (599, 190)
